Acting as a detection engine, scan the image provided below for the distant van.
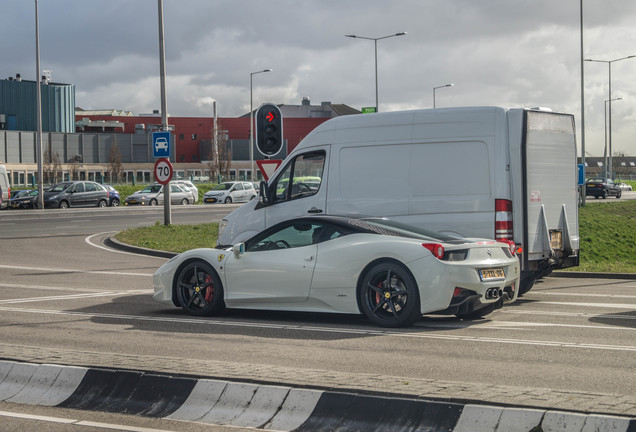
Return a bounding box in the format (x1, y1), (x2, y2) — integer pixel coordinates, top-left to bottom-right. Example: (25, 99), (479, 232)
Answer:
(0, 164), (10, 209)
(218, 107), (580, 294)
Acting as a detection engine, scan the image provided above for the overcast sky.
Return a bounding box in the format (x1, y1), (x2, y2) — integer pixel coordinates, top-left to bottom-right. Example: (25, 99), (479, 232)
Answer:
(1, 0), (635, 156)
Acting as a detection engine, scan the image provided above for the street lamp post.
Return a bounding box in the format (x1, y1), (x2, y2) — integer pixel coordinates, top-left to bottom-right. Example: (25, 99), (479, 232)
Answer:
(585, 55), (635, 178)
(604, 97), (622, 177)
(250, 69), (272, 182)
(345, 32), (407, 112)
(433, 83), (454, 108)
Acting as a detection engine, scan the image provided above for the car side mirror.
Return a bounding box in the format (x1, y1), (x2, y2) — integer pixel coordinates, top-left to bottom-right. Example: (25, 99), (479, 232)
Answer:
(233, 243), (245, 256)
(259, 181), (271, 205)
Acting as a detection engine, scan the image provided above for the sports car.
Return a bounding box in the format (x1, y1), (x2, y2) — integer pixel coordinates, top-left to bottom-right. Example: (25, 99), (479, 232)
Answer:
(153, 216), (520, 327)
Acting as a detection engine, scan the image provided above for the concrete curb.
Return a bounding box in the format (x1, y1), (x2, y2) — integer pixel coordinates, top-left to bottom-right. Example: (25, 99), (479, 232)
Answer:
(1, 360), (634, 432)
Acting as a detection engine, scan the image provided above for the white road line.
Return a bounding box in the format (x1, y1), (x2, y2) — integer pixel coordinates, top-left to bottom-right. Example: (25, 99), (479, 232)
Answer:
(0, 263), (152, 278)
(533, 291), (636, 299)
(85, 232), (168, 259)
(0, 282), (107, 293)
(502, 309), (636, 320)
(1, 307), (635, 352)
(0, 410), (176, 432)
(0, 290), (152, 304)
(540, 301), (635, 309)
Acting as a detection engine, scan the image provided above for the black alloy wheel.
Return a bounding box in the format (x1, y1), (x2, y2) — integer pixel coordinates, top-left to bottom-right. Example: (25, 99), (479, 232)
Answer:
(359, 262), (421, 327)
(175, 260), (225, 316)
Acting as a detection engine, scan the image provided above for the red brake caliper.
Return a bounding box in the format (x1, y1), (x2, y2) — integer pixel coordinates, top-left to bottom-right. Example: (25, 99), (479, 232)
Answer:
(204, 275), (214, 302)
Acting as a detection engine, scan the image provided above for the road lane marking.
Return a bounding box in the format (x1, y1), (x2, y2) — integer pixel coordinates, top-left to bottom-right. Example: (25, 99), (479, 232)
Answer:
(0, 290), (152, 304)
(0, 263), (152, 277)
(533, 291), (636, 299)
(540, 301), (635, 309)
(0, 410), (177, 431)
(502, 309), (636, 320)
(0, 306), (635, 352)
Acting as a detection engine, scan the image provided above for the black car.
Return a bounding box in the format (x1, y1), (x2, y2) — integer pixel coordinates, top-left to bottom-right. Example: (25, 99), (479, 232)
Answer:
(585, 177), (622, 199)
(9, 189), (38, 209)
(41, 181), (110, 208)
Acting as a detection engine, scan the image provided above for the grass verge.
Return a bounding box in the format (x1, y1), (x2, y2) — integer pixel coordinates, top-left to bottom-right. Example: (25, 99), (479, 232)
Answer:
(114, 200), (636, 273)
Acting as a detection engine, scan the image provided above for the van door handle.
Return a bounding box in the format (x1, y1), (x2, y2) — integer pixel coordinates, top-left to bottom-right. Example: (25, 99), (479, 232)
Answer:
(307, 207), (323, 214)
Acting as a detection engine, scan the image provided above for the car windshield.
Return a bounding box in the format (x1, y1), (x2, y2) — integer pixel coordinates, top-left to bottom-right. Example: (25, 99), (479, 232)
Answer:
(141, 185), (162, 194)
(49, 183), (72, 192)
(212, 183), (233, 191)
(355, 218), (463, 243)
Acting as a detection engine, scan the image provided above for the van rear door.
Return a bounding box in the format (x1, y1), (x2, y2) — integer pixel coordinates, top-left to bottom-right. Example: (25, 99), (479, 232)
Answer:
(520, 110), (579, 271)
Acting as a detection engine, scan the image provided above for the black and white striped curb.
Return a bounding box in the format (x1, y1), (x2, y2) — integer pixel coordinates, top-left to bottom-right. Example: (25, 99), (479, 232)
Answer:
(1, 360), (634, 432)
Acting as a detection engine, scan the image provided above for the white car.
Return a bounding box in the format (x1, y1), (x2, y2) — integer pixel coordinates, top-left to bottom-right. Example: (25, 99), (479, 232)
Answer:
(153, 216), (520, 327)
(203, 182), (256, 204)
(154, 137), (169, 152)
(173, 180), (198, 203)
(616, 182), (633, 191)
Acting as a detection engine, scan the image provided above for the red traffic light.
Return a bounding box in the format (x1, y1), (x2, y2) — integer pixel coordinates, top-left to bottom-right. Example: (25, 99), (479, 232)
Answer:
(265, 111), (276, 122)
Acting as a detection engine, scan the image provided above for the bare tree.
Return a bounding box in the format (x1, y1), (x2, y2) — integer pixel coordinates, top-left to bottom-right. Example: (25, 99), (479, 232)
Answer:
(207, 122), (232, 181)
(43, 148), (61, 185)
(108, 141), (124, 183)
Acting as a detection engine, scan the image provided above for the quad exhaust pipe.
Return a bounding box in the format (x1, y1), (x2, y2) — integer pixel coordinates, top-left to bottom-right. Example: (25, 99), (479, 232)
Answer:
(485, 288), (503, 300)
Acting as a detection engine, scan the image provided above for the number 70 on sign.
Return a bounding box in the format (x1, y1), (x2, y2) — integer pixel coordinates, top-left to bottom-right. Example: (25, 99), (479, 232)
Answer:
(154, 158), (173, 185)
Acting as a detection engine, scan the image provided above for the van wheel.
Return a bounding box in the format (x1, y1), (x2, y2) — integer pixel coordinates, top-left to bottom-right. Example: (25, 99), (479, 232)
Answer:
(359, 261), (421, 327)
(59, 201), (69, 209)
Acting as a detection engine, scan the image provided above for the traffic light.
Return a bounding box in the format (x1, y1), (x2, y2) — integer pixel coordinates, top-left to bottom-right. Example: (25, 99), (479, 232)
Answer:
(256, 103), (283, 156)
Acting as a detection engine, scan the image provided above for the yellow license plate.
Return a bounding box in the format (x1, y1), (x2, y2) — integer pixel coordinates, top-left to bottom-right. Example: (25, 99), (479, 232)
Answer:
(479, 268), (505, 281)
(550, 230), (563, 250)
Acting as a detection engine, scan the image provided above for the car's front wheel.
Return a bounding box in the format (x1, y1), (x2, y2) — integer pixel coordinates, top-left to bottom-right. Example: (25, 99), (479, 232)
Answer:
(181, 198), (189, 205)
(175, 260), (225, 316)
(359, 261), (421, 327)
(616, 191), (622, 199)
(111, 198), (120, 207)
(59, 200), (69, 209)
(224, 197), (232, 204)
(149, 199), (158, 206)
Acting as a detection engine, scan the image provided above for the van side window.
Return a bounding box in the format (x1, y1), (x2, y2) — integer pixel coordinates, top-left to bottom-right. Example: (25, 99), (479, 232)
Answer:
(273, 151), (325, 203)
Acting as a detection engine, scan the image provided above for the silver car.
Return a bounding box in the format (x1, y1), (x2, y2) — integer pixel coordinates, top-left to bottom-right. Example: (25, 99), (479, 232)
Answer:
(125, 183), (192, 206)
(203, 182), (257, 204)
(173, 180), (198, 203)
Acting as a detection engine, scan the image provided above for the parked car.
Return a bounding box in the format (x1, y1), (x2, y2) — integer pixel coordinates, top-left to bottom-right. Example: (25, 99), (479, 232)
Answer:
(585, 177), (622, 199)
(9, 189), (38, 209)
(616, 182), (633, 192)
(124, 183), (192, 206)
(153, 216), (520, 327)
(40, 181), (109, 208)
(173, 180), (198, 203)
(103, 185), (120, 206)
(203, 182), (256, 204)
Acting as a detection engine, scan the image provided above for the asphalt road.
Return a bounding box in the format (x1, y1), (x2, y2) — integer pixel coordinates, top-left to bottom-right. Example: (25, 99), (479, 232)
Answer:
(0, 204), (635, 429)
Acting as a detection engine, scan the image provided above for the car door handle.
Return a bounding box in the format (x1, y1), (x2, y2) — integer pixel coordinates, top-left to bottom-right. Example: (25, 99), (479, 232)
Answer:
(304, 256), (314, 262)
(307, 207), (323, 214)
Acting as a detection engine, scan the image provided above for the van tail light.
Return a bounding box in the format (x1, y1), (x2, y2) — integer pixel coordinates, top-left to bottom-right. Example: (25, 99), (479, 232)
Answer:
(422, 243), (445, 259)
(495, 199), (513, 241)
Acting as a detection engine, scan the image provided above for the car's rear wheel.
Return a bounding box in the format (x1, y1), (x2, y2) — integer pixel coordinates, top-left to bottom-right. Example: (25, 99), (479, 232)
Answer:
(601, 190), (607, 199)
(175, 260), (225, 316)
(616, 191), (622, 199)
(359, 261), (421, 327)
(98, 199), (107, 207)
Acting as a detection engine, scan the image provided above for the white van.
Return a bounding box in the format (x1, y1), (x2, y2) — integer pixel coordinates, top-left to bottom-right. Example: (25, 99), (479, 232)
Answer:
(0, 164), (10, 209)
(218, 107), (580, 294)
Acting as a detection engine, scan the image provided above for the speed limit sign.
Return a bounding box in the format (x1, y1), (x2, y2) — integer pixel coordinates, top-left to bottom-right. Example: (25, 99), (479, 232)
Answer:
(154, 158), (173, 185)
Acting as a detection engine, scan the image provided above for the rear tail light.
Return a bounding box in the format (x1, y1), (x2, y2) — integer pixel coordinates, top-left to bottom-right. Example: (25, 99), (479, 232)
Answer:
(507, 240), (516, 256)
(495, 199), (513, 241)
(422, 243), (445, 259)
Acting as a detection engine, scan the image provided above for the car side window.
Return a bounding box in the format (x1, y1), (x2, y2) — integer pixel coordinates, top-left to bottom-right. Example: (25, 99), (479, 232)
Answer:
(73, 183), (85, 193)
(235, 183), (244, 191)
(273, 151), (326, 203)
(85, 182), (97, 192)
(246, 222), (347, 252)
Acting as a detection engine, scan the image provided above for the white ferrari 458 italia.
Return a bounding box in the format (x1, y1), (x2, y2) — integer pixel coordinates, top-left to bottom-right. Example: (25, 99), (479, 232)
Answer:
(153, 216), (520, 327)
